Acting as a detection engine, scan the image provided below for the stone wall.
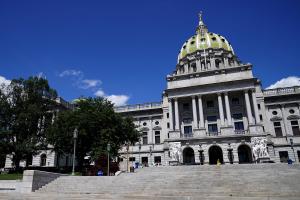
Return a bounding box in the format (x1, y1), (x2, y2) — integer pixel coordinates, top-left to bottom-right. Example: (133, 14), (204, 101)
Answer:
(21, 170), (67, 193)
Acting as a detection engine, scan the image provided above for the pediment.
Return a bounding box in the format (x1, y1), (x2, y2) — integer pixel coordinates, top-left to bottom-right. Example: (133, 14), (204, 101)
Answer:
(287, 115), (300, 120)
(270, 116), (282, 121)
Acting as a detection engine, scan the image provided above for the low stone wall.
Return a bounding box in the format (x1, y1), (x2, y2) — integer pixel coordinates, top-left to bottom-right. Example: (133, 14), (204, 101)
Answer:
(0, 180), (22, 193)
(21, 170), (67, 193)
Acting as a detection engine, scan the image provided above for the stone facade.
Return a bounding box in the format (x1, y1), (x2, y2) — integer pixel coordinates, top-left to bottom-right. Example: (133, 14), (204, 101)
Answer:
(116, 15), (300, 169)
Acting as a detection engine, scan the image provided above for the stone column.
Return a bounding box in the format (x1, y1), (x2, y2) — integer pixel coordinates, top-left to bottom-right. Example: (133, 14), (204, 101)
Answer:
(224, 92), (232, 126)
(210, 57), (215, 69)
(198, 95), (204, 128)
(192, 96), (198, 128)
(218, 93), (225, 126)
(184, 64), (188, 74)
(196, 59), (201, 72)
(244, 90), (253, 125)
(251, 90), (260, 124)
(174, 98), (180, 130)
(168, 99), (174, 131)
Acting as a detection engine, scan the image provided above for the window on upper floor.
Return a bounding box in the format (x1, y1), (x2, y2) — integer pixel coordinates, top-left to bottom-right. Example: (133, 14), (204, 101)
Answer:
(259, 114), (263, 121)
(207, 116), (217, 122)
(273, 122), (283, 137)
(129, 157), (135, 162)
(155, 131), (160, 144)
(142, 132), (148, 145)
(258, 104), (261, 110)
(167, 123), (170, 129)
(231, 98), (240, 105)
(232, 113), (243, 120)
(206, 100), (214, 108)
(143, 122), (147, 126)
(291, 120), (300, 136)
(289, 109), (295, 114)
(208, 124), (218, 134)
(167, 113), (169, 118)
(183, 103), (190, 111)
(297, 151), (300, 162)
(234, 121), (244, 131)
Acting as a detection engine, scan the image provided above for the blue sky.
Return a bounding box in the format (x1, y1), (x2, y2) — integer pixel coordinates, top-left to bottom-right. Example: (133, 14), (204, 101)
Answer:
(0, 0), (300, 105)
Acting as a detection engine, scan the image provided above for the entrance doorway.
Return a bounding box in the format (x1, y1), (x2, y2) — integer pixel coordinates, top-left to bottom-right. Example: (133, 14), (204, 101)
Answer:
(238, 145), (252, 164)
(209, 146), (223, 164)
(183, 147), (195, 164)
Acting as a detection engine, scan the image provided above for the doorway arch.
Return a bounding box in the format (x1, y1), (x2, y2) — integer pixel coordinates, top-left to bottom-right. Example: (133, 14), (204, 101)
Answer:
(209, 145), (224, 164)
(183, 147), (195, 164)
(238, 145), (252, 164)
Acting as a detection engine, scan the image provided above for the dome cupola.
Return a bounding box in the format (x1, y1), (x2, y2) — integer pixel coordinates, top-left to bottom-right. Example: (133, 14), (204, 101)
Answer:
(178, 12), (234, 63)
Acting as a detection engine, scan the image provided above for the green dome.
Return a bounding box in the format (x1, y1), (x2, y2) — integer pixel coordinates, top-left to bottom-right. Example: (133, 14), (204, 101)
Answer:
(178, 32), (234, 61)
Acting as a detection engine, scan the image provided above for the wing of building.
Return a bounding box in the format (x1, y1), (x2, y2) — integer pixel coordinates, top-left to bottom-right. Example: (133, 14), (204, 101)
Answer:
(115, 13), (300, 169)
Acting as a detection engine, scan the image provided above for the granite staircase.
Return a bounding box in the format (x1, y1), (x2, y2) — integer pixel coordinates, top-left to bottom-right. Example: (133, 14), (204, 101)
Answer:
(2, 164), (300, 199)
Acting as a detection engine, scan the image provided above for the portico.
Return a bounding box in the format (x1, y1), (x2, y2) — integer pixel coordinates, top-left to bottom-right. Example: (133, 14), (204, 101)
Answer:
(167, 89), (262, 138)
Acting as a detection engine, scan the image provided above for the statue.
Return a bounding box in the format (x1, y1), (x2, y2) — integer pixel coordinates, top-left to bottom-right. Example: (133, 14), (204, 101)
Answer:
(169, 142), (182, 162)
(251, 137), (269, 161)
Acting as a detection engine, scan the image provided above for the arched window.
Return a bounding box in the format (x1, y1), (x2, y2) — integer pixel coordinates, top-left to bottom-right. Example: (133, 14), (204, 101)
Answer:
(40, 154), (47, 167)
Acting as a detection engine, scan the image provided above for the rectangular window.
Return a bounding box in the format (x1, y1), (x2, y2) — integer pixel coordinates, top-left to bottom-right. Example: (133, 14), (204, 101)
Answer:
(232, 113), (243, 120)
(234, 121), (244, 130)
(259, 114), (263, 121)
(142, 132), (148, 145)
(183, 103), (189, 110)
(155, 131), (160, 144)
(206, 100), (214, 108)
(231, 98), (240, 105)
(258, 104), (261, 110)
(291, 121), (300, 136)
(129, 157), (135, 162)
(167, 123), (170, 128)
(154, 156), (161, 164)
(273, 122), (283, 137)
(208, 124), (218, 133)
(207, 116), (217, 122)
(279, 151), (289, 163)
(167, 113), (169, 118)
(141, 157), (148, 166)
(184, 126), (192, 135)
(297, 151), (300, 162)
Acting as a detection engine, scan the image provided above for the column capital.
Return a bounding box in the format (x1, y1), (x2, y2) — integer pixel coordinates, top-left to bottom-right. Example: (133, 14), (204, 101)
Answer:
(197, 94), (203, 98)
(223, 91), (229, 95)
(217, 92), (222, 96)
(191, 95), (196, 99)
(244, 89), (249, 94)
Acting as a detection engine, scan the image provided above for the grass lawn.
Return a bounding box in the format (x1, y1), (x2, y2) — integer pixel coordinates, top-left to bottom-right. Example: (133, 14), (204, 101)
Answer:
(0, 173), (23, 180)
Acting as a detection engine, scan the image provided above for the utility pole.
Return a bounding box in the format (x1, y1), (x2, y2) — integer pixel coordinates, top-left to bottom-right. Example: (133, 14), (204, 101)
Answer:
(72, 128), (78, 176)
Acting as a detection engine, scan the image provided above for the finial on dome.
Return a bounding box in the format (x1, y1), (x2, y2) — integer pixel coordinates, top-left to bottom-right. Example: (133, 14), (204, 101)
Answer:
(196, 11), (208, 35)
(198, 11), (203, 25)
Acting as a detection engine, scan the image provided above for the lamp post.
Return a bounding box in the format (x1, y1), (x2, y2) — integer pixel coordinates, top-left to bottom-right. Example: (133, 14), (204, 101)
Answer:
(198, 145), (204, 165)
(72, 128), (78, 176)
(107, 143), (111, 176)
(227, 143), (233, 164)
(138, 142), (141, 167)
(126, 144), (129, 172)
(149, 146), (152, 166)
(290, 138), (296, 162)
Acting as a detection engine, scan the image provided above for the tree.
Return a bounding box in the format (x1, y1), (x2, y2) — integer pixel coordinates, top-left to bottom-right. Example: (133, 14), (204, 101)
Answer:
(47, 97), (140, 169)
(0, 77), (58, 169)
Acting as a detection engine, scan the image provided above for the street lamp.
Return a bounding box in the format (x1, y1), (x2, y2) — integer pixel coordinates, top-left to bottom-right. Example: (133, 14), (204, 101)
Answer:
(107, 143), (111, 176)
(72, 128), (78, 176)
(149, 146), (152, 166)
(290, 138), (296, 162)
(227, 143), (233, 164)
(138, 142), (142, 167)
(198, 145), (204, 165)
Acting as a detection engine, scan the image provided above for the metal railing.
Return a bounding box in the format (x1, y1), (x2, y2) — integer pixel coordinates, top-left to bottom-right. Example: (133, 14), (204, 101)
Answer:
(114, 102), (162, 112)
(207, 131), (220, 136)
(263, 86), (300, 96)
(234, 129), (249, 135)
(181, 133), (194, 138)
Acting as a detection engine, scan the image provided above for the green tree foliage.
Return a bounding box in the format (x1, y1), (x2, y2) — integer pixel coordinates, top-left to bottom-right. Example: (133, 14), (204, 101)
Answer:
(47, 97), (140, 168)
(0, 77), (57, 169)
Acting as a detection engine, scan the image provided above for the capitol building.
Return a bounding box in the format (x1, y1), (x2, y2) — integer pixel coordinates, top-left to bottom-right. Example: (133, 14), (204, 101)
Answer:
(116, 13), (300, 168)
(4, 13), (300, 169)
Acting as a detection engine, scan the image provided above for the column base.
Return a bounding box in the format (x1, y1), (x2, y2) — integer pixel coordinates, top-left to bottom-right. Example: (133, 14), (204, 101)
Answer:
(193, 127), (206, 137)
(220, 126), (234, 136)
(249, 124), (264, 134)
(169, 130), (180, 139)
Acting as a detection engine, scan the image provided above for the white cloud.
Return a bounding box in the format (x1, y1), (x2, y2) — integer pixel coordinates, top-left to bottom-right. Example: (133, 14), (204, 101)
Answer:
(37, 72), (46, 79)
(81, 79), (101, 89)
(59, 70), (82, 77)
(266, 76), (300, 89)
(94, 89), (105, 97)
(94, 89), (129, 106)
(106, 95), (129, 106)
